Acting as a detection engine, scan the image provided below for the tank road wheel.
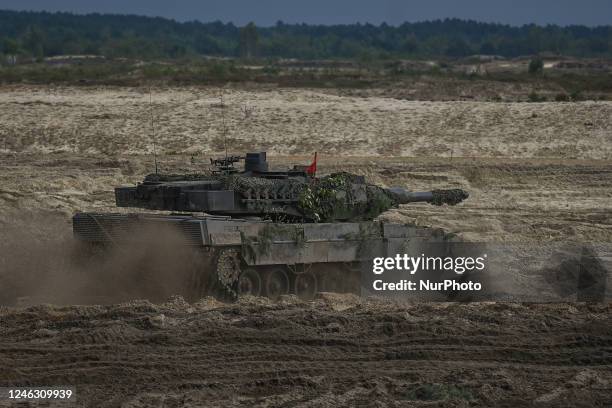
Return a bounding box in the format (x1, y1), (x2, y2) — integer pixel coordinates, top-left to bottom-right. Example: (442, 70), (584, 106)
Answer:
(294, 271), (318, 300)
(264, 268), (290, 300)
(212, 248), (242, 300)
(238, 269), (262, 297)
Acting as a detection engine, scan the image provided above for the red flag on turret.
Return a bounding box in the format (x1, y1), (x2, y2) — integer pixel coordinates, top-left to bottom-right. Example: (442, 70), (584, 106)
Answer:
(306, 152), (317, 176)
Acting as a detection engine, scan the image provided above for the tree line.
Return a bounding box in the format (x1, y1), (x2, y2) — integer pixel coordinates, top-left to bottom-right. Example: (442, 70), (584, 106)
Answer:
(1, 9), (611, 60)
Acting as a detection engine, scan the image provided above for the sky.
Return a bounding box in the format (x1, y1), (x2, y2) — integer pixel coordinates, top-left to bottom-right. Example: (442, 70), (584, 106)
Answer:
(1, 0), (611, 27)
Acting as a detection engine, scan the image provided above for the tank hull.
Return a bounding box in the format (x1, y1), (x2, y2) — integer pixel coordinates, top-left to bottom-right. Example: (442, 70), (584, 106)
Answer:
(73, 212), (451, 300)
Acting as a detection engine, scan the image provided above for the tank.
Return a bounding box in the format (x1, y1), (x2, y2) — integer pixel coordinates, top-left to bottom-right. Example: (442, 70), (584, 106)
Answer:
(73, 152), (469, 300)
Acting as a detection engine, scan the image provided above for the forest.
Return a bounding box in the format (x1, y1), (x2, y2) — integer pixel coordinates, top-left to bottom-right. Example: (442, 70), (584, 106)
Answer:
(1, 9), (611, 60)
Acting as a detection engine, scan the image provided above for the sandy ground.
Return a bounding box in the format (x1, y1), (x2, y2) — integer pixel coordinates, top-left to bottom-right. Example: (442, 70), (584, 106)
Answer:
(0, 85), (611, 406)
(0, 86), (611, 159)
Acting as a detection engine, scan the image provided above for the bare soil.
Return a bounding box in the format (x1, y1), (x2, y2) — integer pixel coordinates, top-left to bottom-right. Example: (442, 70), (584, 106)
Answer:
(1, 296), (611, 407)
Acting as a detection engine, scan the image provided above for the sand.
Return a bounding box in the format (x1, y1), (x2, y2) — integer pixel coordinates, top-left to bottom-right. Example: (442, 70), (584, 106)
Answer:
(0, 85), (610, 159)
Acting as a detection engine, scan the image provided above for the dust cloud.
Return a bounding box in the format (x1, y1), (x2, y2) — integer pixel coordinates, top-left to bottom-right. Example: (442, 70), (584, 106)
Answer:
(0, 212), (208, 306)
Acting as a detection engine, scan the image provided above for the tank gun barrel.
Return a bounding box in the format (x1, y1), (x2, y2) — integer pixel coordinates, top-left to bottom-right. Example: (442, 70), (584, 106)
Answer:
(386, 188), (469, 206)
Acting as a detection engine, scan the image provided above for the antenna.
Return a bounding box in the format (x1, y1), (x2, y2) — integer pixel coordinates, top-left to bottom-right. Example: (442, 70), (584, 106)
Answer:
(149, 88), (159, 174)
(220, 92), (228, 162)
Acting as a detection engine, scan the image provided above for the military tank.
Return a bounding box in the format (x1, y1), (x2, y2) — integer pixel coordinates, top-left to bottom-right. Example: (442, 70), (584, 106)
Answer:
(73, 152), (469, 300)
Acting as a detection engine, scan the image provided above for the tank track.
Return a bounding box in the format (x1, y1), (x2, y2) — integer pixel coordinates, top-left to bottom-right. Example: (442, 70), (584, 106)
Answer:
(195, 247), (360, 301)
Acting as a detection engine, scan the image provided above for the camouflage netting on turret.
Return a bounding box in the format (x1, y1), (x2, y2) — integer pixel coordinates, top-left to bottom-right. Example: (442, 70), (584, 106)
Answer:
(297, 172), (394, 222)
(228, 172), (396, 222)
(227, 175), (307, 200)
(364, 185), (395, 218)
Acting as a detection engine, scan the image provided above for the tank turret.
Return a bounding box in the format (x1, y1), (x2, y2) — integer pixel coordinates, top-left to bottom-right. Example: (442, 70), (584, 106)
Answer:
(115, 152), (468, 222)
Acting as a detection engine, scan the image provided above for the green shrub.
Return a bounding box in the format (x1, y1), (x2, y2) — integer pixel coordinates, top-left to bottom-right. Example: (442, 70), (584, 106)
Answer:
(528, 91), (546, 102)
(528, 58), (544, 74)
(570, 90), (583, 101)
